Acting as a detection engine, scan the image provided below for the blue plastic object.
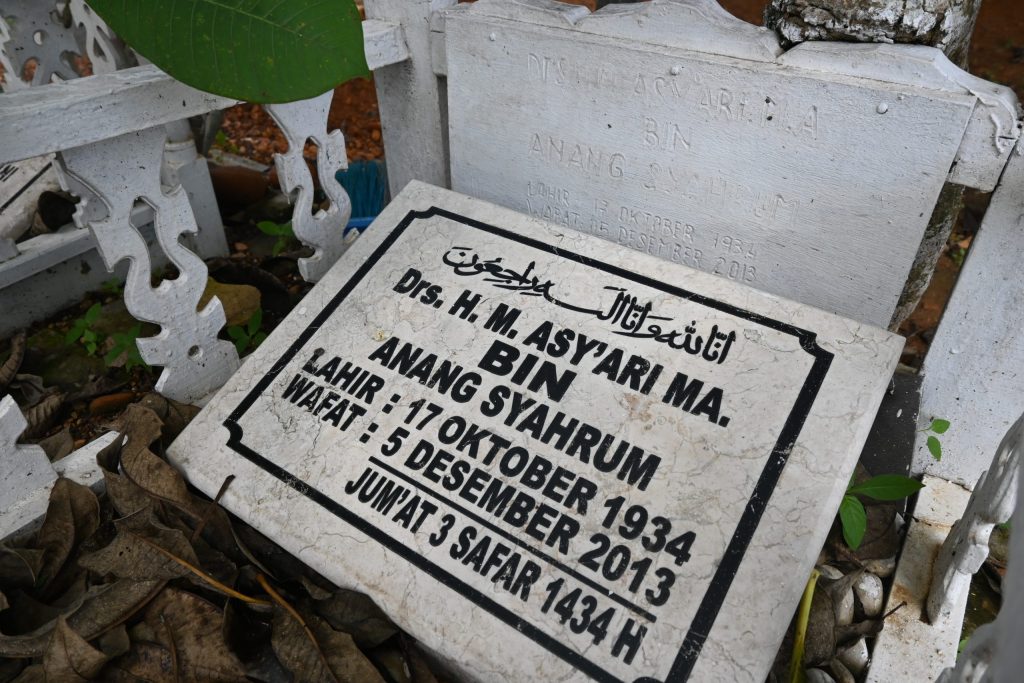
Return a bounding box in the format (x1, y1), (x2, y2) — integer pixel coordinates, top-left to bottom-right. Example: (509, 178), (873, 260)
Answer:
(337, 159), (388, 232)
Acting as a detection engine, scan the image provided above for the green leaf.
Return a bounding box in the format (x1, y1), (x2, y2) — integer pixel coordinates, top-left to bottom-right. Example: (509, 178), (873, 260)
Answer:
(83, 305), (101, 325)
(65, 322), (85, 345)
(928, 436), (942, 461)
(930, 418), (951, 434)
(227, 326), (247, 342)
(272, 236), (290, 256)
(252, 332), (268, 348)
(247, 309), (263, 336)
(839, 495), (867, 550)
(847, 474), (925, 501)
(103, 346), (122, 366)
(86, 0), (369, 103)
(257, 221), (287, 237)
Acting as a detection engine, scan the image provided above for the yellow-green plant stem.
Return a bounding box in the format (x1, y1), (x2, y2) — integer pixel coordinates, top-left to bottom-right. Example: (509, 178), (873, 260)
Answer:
(789, 568), (821, 683)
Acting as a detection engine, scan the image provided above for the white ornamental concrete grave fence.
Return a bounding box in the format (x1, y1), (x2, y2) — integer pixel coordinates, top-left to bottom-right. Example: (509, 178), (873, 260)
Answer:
(0, 0), (228, 332)
(168, 181), (905, 682)
(0, 4), (413, 536)
(0, 0), (1022, 679)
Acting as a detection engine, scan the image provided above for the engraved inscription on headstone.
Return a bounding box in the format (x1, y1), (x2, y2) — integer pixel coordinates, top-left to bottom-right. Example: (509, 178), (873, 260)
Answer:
(170, 182), (902, 682)
(445, 1), (978, 327)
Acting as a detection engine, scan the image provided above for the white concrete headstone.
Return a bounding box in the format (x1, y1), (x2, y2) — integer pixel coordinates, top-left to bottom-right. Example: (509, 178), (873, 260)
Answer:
(445, 0), (1014, 328)
(169, 182), (902, 682)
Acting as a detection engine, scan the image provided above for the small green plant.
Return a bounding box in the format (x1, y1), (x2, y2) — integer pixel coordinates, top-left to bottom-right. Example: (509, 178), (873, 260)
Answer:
(949, 246), (967, 267)
(256, 221), (296, 256)
(101, 278), (124, 295)
(104, 324), (147, 371)
(839, 475), (925, 549)
(227, 310), (268, 355)
(214, 130), (240, 155)
(922, 418), (951, 461)
(65, 302), (148, 371)
(65, 303), (103, 355)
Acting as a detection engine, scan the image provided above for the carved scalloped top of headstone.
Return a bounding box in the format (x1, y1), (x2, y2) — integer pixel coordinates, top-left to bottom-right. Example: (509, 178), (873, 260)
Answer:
(779, 41), (1021, 190)
(446, 0), (1022, 326)
(472, 0), (782, 62)
(462, 0), (1019, 192)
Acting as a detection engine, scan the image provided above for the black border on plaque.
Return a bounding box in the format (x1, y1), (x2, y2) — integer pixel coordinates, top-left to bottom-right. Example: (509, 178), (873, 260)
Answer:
(223, 207), (834, 683)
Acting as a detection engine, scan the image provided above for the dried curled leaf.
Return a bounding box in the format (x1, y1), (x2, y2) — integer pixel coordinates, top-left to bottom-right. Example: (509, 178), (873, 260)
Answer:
(38, 428), (75, 463)
(141, 588), (248, 682)
(41, 616), (110, 682)
(271, 608), (383, 683)
(0, 546), (43, 591)
(0, 580), (162, 658)
(103, 641), (175, 682)
(35, 479), (100, 590)
(0, 331), (27, 393)
(117, 406), (199, 519)
(313, 589), (397, 649)
(223, 600), (291, 683)
(24, 393), (63, 440)
(94, 433), (153, 519)
(136, 393), (200, 441)
(79, 515), (199, 582)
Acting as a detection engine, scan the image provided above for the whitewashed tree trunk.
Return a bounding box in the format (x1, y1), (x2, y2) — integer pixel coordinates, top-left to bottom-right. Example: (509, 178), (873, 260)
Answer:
(766, 0), (982, 66)
(765, 0), (984, 327)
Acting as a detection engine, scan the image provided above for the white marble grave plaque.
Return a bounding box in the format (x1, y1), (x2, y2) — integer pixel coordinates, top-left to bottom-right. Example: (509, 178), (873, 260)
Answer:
(445, 0), (987, 328)
(169, 182), (902, 682)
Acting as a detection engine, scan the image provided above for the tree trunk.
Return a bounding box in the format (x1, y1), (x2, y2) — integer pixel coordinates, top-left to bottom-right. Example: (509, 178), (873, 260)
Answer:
(765, 1), (982, 67)
(765, 0), (983, 328)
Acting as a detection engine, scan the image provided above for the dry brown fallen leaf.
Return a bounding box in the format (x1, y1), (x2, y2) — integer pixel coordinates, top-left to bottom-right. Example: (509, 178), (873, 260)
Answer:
(41, 616), (111, 682)
(0, 395), (446, 683)
(102, 641), (175, 683)
(34, 479), (100, 592)
(116, 406), (200, 520)
(0, 331), (27, 394)
(78, 513), (199, 582)
(140, 587), (248, 682)
(312, 587), (398, 649)
(271, 606), (384, 683)
(0, 580), (163, 659)
(24, 393), (64, 440)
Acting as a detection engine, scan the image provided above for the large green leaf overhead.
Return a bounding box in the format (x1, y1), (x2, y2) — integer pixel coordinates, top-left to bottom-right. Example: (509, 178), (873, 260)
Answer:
(87, 0), (368, 103)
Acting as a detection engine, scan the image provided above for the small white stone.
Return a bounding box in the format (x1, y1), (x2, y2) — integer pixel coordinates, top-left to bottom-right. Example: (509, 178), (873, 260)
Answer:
(854, 572), (884, 617)
(876, 102), (889, 114)
(670, 65), (682, 75)
(806, 668), (837, 683)
(837, 638), (870, 675)
(834, 587), (855, 626)
(863, 556), (897, 578)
